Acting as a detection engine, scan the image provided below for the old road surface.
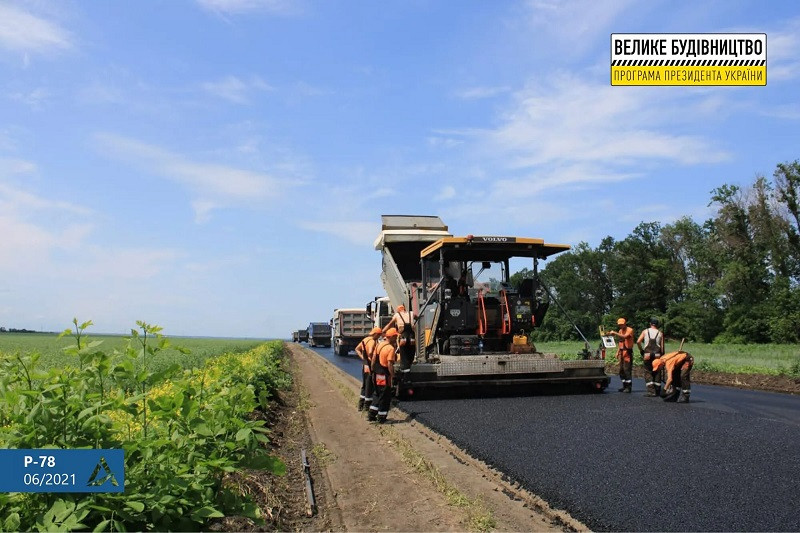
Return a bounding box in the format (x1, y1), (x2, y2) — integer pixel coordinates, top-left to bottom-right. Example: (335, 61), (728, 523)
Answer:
(308, 346), (800, 532)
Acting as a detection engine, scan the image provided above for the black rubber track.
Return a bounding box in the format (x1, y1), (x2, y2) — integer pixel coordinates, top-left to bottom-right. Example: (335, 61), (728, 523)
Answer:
(311, 347), (800, 532)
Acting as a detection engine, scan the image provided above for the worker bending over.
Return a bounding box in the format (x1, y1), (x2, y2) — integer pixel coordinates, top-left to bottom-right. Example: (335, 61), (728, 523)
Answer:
(355, 327), (382, 412)
(368, 328), (399, 424)
(637, 318), (665, 397)
(608, 318), (635, 393)
(652, 350), (694, 403)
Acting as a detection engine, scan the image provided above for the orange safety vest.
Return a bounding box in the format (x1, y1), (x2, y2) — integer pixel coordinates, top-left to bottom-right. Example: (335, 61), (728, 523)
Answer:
(652, 350), (692, 374)
(374, 341), (397, 368)
(372, 341), (397, 387)
(357, 336), (377, 373)
(616, 326), (635, 361)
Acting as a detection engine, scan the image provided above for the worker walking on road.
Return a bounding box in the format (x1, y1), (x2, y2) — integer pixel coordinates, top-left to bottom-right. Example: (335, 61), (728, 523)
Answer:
(383, 304), (415, 372)
(637, 318), (665, 397)
(355, 327), (383, 412)
(608, 318), (635, 393)
(652, 349), (694, 403)
(368, 327), (399, 424)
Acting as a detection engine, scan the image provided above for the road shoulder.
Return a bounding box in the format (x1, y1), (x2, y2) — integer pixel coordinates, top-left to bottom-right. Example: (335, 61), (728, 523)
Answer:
(288, 343), (586, 532)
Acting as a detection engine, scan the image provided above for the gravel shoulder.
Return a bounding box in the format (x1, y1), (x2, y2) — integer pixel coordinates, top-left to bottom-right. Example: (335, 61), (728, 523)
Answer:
(282, 343), (586, 532)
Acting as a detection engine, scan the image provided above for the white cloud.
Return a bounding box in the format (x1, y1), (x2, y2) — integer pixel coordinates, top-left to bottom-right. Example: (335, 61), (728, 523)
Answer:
(0, 3), (71, 53)
(196, 0), (300, 15)
(0, 182), (91, 216)
(78, 83), (125, 105)
(758, 104), (800, 121)
(492, 165), (638, 200)
(0, 156), (37, 176)
(525, 0), (636, 57)
(8, 87), (50, 109)
(201, 75), (274, 104)
(484, 74), (730, 169)
(300, 221), (376, 246)
(427, 136), (464, 149)
(435, 185), (457, 201)
(0, 165), (94, 273)
(455, 86), (511, 100)
(79, 246), (182, 281)
(766, 17), (800, 81)
(94, 132), (292, 222)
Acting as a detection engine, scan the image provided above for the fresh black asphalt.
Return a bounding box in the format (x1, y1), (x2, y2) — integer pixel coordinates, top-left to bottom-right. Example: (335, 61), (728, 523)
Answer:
(307, 345), (800, 532)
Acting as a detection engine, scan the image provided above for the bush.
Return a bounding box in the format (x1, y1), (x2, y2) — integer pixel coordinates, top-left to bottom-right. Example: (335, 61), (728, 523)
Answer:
(0, 320), (290, 531)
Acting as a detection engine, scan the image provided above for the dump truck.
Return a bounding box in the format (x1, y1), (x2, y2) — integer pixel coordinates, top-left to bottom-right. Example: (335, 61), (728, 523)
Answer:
(292, 329), (309, 343)
(307, 322), (332, 348)
(366, 296), (394, 330)
(372, 215), (609, 398)
(332, 308), (372, 356)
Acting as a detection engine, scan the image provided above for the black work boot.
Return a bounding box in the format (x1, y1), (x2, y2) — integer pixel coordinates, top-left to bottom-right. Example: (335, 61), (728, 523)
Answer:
(677, 391), (690, 403)
(644, 384), (656, 397)
(624, 384), (632, 393)
(357, 398), (365, 411)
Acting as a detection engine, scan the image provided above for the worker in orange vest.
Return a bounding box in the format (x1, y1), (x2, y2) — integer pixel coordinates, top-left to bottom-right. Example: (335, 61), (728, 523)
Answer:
(607, 317), (635, 393)
(652, 350), (694, 403)
(355, 327), (383, 412)
(383, 304), (415, 372)
(368, 327), (399, 423)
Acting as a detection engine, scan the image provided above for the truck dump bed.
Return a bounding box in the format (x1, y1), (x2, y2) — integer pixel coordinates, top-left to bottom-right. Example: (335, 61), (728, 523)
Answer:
(332, 308), (372, 356)
(374, 215), (452, 310)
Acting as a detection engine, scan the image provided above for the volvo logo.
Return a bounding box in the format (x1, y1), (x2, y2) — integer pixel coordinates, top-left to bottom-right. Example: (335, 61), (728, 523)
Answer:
(450, 309), (461, 317)
(476, 236), (516, 243)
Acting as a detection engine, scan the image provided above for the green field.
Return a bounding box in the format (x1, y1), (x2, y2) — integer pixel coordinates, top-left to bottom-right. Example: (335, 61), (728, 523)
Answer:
(0, 332), (267, 373)
(0, 325), (290, 531)
(536, 340), (800, 375)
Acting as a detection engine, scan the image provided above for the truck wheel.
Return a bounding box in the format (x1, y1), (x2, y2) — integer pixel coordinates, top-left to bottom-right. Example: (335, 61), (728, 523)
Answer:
(337, 343), (348, 357)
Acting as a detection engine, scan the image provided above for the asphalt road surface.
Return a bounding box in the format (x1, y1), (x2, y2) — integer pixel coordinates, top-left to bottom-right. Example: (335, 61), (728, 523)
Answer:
(307, 345), (800, 532)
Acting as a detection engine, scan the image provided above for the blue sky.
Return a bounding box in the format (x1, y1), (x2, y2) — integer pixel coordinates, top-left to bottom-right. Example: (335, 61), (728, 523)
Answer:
(1, 0), (798, 338)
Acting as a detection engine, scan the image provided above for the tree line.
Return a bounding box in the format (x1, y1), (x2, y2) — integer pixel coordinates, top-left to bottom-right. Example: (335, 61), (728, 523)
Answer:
(520, 160), (800, 344)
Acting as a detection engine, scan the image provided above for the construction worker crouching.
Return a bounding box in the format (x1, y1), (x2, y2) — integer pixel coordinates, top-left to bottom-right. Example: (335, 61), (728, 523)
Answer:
(368, 327), (399, 423)
(355, 327), (383, 412)
(637, 317), (664, 397)
(652, 350), (694, 403)
(608, 317), (635, 393)
(383, 304), (415, 372)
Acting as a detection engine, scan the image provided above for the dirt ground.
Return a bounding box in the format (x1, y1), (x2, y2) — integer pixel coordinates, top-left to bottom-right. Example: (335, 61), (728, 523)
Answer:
(225, 343), (588, 532)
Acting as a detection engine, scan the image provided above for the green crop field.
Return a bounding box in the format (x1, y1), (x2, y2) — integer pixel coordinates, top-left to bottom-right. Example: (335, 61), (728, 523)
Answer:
(0, 322), (290, 531)
(0, 332), (266, 374)
(536, 340), (800, 375)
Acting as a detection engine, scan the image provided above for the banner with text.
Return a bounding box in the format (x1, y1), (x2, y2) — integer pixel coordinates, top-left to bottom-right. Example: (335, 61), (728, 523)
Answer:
(611, 33), (766, 86)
